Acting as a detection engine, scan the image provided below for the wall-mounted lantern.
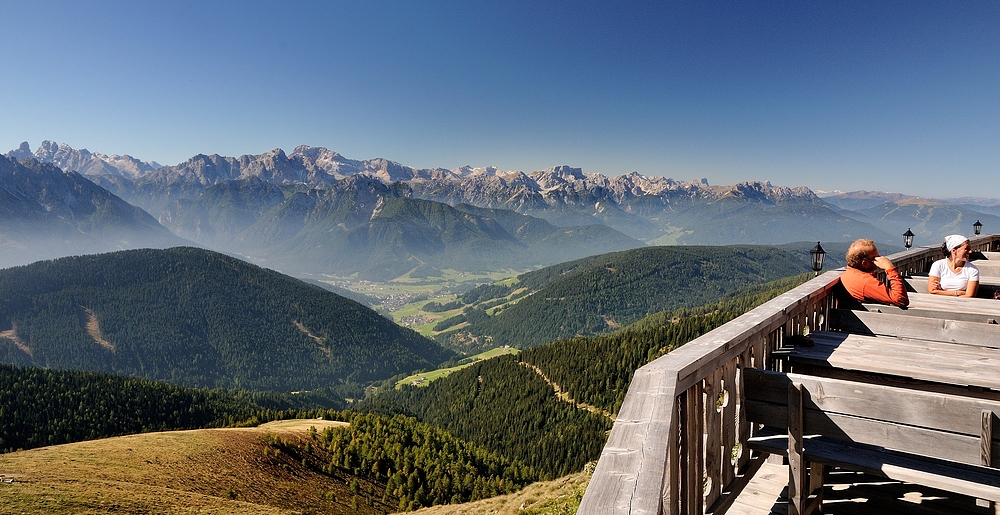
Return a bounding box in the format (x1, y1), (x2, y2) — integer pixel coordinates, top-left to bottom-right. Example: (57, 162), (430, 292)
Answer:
(903, 229), (914, 249)
(974, 220), (983, 236)
(810, 242), (826, 277)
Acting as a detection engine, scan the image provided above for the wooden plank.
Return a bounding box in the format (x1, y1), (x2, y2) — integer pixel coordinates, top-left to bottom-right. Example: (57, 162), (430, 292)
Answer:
(863, 303), (1000, 324)
(669, 397), (681, 515)
(737, 352), (751, 472)
(985, 411), (995, 468)
(681, 383), (705, 515)
(705, 370), (723, 508)
(745, 369), (1000, 441)
(788, 383), (806, 515)
(578, 362), (679, 514)
(725, 462), (788, 515)
(722, 360), (738, 488)
(907, 292), (1000, 316)
(830, 309), (1000, 348)
(748, 399), (1000, 466)
(796, 439), (1000, 502)
(779, 332), (1000, 391)
(748, 433), (1000, 504)
(704, 454), (767, 515)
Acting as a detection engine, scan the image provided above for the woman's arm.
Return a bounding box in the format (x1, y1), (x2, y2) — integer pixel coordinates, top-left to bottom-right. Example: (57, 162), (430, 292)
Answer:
(927, 275), (950, 295)
(962, 280), (979, 297)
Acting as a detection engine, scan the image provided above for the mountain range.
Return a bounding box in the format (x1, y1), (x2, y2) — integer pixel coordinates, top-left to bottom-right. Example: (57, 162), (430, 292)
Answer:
(0, 154), (186, 270)
(6, 140), (997, 277)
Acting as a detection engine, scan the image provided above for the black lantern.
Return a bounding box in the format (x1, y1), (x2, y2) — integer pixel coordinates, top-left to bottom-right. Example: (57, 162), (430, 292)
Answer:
(903, 229), (914, 249)
(810, 242), (826, 276)
(974, 220), (982, 236)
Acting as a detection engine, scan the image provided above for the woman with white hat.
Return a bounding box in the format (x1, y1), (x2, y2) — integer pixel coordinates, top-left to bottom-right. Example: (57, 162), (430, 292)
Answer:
(928, 234), (980, 297)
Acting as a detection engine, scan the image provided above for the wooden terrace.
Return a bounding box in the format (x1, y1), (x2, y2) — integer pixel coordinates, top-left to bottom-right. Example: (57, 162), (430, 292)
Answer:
(579, 235), (1000, 515)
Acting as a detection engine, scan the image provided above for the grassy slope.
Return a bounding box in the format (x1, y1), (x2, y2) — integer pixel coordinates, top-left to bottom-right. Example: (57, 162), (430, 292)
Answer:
(401, 464), (593, 515)
(0, 420), (390, 515)
(395, 347), (520, 388)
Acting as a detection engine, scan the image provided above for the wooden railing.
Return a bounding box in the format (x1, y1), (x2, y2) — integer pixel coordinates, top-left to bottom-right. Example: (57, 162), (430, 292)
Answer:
(578, 235), (1000, 515)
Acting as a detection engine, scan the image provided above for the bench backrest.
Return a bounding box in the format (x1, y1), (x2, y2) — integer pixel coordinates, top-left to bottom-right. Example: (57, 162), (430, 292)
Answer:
(744, 368), (1000, 467)
(905, 275), (1000, 297)
(830, 309), (1000, 348)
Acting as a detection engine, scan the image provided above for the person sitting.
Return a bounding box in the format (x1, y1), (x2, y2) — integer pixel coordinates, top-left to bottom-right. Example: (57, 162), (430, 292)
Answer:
(928, 234), (979, 297)
(839, 238), (909, 307)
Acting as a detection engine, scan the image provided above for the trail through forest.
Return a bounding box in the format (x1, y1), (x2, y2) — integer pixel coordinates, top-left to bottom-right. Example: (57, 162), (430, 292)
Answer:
(519, 361), (615, 422)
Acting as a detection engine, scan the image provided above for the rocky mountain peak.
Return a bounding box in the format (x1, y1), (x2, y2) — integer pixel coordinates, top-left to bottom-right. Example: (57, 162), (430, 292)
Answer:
(7, 141), (160, 179)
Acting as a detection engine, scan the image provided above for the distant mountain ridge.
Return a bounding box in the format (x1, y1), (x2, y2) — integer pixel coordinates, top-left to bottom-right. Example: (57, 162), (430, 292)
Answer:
(8, 140), (162, 178)
(157, 175), (643, 279)
(0, 154), (187, 269)
(10, 141), (996, 251)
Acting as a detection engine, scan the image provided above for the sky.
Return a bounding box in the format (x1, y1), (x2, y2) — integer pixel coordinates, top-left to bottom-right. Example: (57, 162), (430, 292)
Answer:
(1, 1), (998, 199)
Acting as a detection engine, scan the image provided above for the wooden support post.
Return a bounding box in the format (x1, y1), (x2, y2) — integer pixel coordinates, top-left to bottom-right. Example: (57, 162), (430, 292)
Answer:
(984, 410), (994, 468)
(809, 463), (825, 514)
(788, 383), (807, 515)
(704, 370), (723, 508)
(983, 410), (998, 515)
(722, 360), (738, 486)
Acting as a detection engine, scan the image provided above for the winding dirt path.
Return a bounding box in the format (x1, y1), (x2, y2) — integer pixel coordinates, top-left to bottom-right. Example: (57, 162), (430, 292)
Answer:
(519, 361), (616, 422)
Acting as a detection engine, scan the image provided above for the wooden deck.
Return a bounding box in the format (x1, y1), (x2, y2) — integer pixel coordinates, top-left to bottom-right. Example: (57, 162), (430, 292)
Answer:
(734, 462), (998, 515)
(579, 235), (1000, 515)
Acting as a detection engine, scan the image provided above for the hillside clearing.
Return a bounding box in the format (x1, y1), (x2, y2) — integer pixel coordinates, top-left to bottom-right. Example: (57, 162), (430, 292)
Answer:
(82, 306), (115, 351)
(0, 419), (392, 515)
(0, 328), (31, 356)
(396, 347), (519, 388)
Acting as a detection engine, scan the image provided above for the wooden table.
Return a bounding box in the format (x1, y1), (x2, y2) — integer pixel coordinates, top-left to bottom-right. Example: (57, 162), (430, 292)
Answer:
(778, 330), (1000, 397)
(864, 292), (1000, 323)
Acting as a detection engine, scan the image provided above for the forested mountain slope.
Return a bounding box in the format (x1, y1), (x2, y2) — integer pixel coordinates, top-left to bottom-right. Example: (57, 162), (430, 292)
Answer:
(0, 364), (335, 453)
(435, 244), (831, 351)
(375, 274), (810, 481)
(0, 247), (453, 390)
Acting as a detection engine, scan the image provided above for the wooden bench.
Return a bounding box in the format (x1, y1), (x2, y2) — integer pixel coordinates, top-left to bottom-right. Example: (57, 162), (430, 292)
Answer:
(905, 275), (1000, 298)
(831, 309), (1000, 348)
(862, 292), (1000, 324)
(773, 330), (1000, 399)
(744, 368), (1000, 515)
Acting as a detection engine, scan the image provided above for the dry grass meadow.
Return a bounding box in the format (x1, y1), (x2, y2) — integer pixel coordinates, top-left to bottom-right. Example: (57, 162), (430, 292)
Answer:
(0, 419), (395, 514)
(0, 419), (590, 514)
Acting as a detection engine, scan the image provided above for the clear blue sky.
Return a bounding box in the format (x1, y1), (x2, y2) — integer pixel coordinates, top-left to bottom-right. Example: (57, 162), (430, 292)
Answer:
(2, 1), (997, 199)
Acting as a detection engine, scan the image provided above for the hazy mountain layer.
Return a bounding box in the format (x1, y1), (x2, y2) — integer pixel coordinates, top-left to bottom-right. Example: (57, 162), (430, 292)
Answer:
(11, 141), (997, 251)
(0, 155), (187, 269)
(856, 197), (1000, 245)
(0, 247), (453, 390)
(158, 176), (644, 280)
